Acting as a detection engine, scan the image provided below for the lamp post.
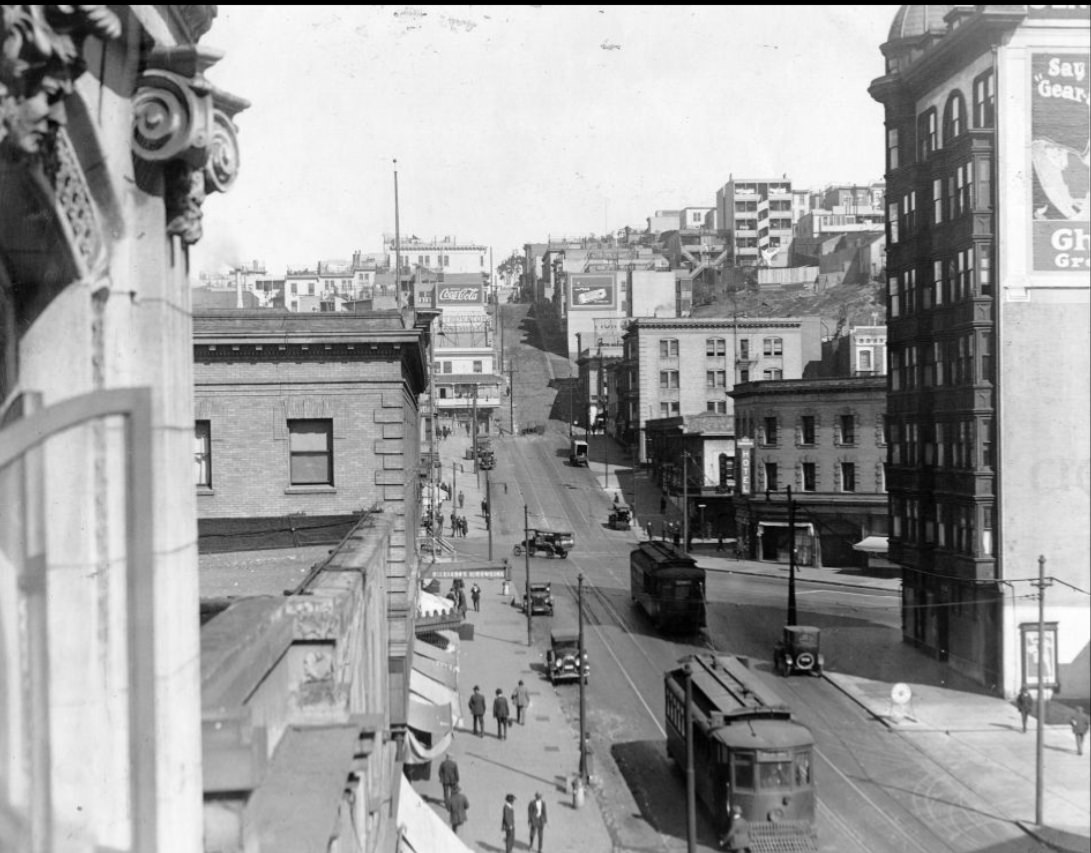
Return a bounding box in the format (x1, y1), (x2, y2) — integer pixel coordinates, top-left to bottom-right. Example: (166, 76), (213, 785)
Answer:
(787, 485), (798, 626)
(578, 573), (588, 783)
(524, 504), (532, 646)
(1032, 555), (1052, 826)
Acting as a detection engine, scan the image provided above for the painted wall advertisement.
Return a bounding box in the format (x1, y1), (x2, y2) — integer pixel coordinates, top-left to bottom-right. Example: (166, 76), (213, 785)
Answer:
(436, 282), (483, 305)
(570, 274), (616, 309)
(1020, 622), (1059, 689)
(1030, 52), (1090, 272)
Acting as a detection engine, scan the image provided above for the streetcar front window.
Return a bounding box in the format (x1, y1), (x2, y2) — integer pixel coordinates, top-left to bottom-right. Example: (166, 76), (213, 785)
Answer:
(758, 761), (794, 790)
(733, 755), (754, 791)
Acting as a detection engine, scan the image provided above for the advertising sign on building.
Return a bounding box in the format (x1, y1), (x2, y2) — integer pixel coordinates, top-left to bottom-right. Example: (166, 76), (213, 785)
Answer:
(1030, 52), (1090, 273)
(570, 274), (616, 309)
(592, 316), (630, 344)
(437, 282), (483, 305)
(1020, 622), (1059, 689)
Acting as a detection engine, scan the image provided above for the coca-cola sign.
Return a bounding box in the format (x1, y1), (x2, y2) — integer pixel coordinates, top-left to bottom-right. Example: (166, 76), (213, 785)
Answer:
(437, 284), (483, 304)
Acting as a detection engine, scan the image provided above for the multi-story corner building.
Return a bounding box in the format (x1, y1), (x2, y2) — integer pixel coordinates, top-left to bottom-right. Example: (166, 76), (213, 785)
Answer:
(819, 182), (887, 212)
(385, 234), (491, 279)
(715, 176), (797, 267)
(870, 5), (1090, 697)
(618, 317), (822, 463)
(730, 376), (889, 568)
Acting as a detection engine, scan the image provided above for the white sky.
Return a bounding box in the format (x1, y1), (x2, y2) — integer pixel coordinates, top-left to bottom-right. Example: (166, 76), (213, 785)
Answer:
(190, 5), (902, 276)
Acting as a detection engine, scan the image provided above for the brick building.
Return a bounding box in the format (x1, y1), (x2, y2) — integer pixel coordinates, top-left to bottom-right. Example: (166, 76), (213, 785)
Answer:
(730, 376), (888, 568)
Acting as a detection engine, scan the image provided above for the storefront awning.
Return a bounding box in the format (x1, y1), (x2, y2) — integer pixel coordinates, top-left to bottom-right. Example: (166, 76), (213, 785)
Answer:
(852, 535), (889, 554)
(406, 645), (462, 765)
(757, 521), (815, 535)
(418, 589), (457, 618)
(397, 774), (473, 853)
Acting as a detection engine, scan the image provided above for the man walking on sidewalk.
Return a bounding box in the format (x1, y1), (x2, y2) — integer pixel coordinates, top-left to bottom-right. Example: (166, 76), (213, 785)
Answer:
(1015, 686), (1033, 733)
(438, 753), (459, 806)
(458, 489), (464, 509)
(447, 783), (469, 835)
(501, 793), (516, 853)
(469, 686), (486, 737)
(528, 791), (548, 853)
(471, 583), (481, 612)
(512, 680), (530, 725)
(1072, 707), (1089, 755)
(493, 688), (511, 739)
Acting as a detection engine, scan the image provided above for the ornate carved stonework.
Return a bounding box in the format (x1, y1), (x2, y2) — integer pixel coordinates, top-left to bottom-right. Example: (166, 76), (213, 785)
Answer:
(132, 46), (248, 245)
(0, 5), (121, 156)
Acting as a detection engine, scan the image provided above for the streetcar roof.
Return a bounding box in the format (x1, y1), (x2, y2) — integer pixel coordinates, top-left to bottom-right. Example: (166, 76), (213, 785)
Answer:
(667, 654), (792, 719)
(713, 717), (815, 750)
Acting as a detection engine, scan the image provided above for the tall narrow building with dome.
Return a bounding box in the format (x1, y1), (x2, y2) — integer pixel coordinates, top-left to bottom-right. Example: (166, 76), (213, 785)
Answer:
(870, 5), (1090, 700)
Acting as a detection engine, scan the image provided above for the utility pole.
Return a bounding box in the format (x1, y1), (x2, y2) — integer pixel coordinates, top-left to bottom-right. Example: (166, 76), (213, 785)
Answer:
(428, 352), (437, 560)
(1033, 554), (1052, 826)
(471, 384), (479, 475)
(682, 443), (689, 551)
(393, 159), (402, 307)
(506, 364), (516, 435)
(787, 485), (798, 626)
(683, 662), (696, 853)
(486, 469), (493, 561)
(524, 505), (531, 647)
(578, 574), (588, 783)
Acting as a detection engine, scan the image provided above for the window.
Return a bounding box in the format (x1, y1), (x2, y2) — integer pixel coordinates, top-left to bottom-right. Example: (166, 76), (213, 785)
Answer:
(888, 276), (900, 318)
(738, 339), (750, 360)
(979, 247), (992, 296)
(762, 369), (783, 380)
(472, 360), (483, 373)
(706, 337), (726, 357)
(841, 462), (856, 492)
(982, 418), (994, 468)
(917, 108), (937, 159)
(706, 400), (727, 414)
(764, 462), (778, 491)
(763, 417), (778, 446)
(443, 361), (453, 374)
(954, 162), (973, 217)
(859, 350), (873, 372)
(801, 415), (816, 445)
(706, 370), (726, 388)
(659, 370), (680, 389)
(887, 126), (900, 170)
(659, 339), (679, 358)
(901, 191), (917, 234)
(660, 402), (672, 417)
(973, 70), (995, 128)
(840, 414), (856, 445)
(290, 282), (298, 295)
(763, 337), (783, 356)
(195, 421), (211, 487)
(802, 462), (816, 492)
(933, 259), (945, 306)
(933, 178), (944, 225)
(289, 419), (333, 486)
(738, 368), (750, 383)
(942, 91), (966, 143)
(888, 202), (900, 244)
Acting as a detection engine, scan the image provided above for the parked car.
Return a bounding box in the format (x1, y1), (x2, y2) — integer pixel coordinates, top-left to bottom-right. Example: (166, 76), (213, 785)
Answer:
(608, 505), (632, 530)
(521, 423), (544, 435)
(547, 628), (588, 684)
(773, 625), (824, 677)
(522, 582), (554, 615)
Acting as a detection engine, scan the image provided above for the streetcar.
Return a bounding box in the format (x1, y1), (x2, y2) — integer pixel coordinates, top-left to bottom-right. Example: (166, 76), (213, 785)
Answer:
(664, 654), (818, 851)
(629, 541), (706, 632)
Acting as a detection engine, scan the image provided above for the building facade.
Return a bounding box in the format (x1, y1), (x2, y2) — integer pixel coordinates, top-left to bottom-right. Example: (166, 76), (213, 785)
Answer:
(0, 6), (245, 849)
(870, 5), (1090, 696)
(618, 317), (822, 463)
(731, 376), (889, 568)
(715, 177), (797, 267)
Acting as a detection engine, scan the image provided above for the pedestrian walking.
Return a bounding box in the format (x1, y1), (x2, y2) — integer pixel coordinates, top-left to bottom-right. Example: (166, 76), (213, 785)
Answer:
(716, 532), (725, 552)
(512, 680), (530, 725)
(660, 495), (667, 514)
(438, 754), (460, 807)
(447, 783), (469, 834)
(501, 794), (516, 853)
(458, 490), (465, 509)
(493, 688), (511, 739)
(721, 805), (752, 852)
(471, 583), (481, 612)
(645, 522), (653, 541)
(1015, 686), (1034, 733)
(460, 515), (468, 537)
(527, 791), (547, 852)
(457, 588), (467, 617)
(1072, 707), (1090, 755)
(450, 512), (458, 536)
(613, 491), (620, 505)
(469, 685), (486, 736)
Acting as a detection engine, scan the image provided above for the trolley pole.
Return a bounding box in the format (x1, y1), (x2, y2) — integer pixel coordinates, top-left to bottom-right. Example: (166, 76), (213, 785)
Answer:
(787, 485), (798, 627)
(578, 574), (588, 783)
(683, 662), (697, 853)
(524, 504), (531, 646)
(1033, 554), (1052, 826)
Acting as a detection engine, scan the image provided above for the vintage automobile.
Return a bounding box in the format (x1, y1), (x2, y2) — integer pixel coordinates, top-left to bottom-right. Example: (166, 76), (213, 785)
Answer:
(522, 582), (554, 615)
(608, 505), (632, 530)
(546, 628), (589, 685)
(773, 625), (824, 677)
(512, 529), (574, 559)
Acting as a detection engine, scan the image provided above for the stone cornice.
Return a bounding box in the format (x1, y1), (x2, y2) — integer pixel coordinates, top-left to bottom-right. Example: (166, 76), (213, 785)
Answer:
(167, 5), (218, 44)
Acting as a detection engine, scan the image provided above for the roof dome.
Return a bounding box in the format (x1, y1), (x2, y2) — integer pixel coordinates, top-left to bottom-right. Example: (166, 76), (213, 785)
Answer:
(887, 5), (953, 44)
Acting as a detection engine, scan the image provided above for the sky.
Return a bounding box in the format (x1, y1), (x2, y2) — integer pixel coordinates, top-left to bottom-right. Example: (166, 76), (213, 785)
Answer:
(190, 5), (903, 277)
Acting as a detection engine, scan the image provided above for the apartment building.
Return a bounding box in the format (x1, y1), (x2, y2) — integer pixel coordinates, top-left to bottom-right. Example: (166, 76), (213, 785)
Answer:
(715, 176), (797, 267)
(870, 5), (1090, 696)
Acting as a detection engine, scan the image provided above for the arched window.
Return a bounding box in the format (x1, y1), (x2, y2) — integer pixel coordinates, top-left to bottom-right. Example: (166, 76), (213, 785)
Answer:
(943, 91), (966, 144)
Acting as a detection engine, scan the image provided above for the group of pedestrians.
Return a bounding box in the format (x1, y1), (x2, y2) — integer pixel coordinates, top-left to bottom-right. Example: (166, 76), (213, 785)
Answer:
(467, 680), (530, 739)
(1014, 685), (1090, 756)
(449, 511), (469, 537)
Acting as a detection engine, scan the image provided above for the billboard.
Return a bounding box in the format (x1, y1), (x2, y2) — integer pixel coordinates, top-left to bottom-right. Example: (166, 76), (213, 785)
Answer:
(570, 274), (616, 310)
(436, 282), (483, 305)
(1029, 52), (1090, 272)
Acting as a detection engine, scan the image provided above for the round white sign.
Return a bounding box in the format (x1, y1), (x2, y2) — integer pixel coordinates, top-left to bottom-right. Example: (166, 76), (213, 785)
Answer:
(891, 682), (912, 704)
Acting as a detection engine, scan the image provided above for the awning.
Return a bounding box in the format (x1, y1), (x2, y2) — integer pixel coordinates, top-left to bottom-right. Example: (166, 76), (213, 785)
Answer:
(413, 648), (458, 690)
(397, 774), (473, 853)
(406, 650), (462, 764)
(757, 521), (815, 535)
(853, 535), (889, 554)
(418, 589), (457, 618)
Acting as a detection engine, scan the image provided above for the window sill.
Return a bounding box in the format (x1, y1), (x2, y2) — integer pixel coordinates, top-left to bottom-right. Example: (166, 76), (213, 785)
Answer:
(285, 485), (337, 495)
(197, 487), (215, 496)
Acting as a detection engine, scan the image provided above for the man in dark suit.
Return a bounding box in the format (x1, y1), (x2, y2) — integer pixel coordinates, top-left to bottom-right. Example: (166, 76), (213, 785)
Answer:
(528, 791), (548, 852)
(468, 685), (486, 737)
(501, 793), (516, 852)
(447, 783), (469, 835)
(438, 753), (459, 807)
(493, 688), (511, 739)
